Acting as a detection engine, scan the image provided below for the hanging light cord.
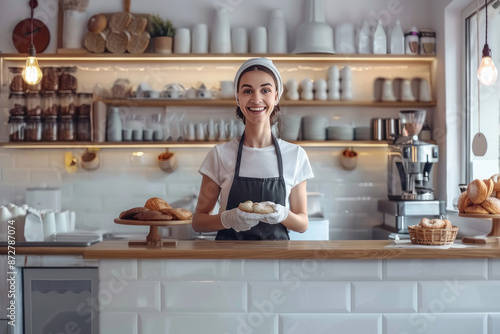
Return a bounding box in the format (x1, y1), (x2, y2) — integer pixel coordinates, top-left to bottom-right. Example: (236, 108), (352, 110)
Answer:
(30, 0), (34, 48)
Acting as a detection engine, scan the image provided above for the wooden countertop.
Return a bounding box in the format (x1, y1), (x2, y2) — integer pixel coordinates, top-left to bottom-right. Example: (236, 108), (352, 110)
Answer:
(4, 240), (500, 259)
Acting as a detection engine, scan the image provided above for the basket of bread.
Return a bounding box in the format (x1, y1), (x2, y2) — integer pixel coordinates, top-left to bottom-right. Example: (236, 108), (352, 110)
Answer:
(408, 218), (458, 245)
(457, 174), (500, 215)
(118, 197), (192, 221)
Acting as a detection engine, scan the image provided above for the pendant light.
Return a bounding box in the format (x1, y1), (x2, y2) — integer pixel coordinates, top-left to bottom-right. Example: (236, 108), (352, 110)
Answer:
(22, 0), (42, 85)
(477, 0), (498, 86)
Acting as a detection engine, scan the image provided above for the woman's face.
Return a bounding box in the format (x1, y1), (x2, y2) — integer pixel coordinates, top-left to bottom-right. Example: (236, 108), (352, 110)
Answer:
(237, 70), (278, 126)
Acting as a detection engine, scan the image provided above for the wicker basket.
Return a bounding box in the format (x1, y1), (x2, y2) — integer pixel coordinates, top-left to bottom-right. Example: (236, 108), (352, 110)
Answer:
(408, 225), (459, 245)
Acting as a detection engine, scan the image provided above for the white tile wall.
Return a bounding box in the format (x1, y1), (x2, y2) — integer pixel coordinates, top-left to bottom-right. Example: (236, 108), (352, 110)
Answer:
(383, 314), (487, 334)
(98, 258), (500, 334)
(281, 314), (382, 334)
(100, 312), (138, 334)
(0, 144), (388, 239)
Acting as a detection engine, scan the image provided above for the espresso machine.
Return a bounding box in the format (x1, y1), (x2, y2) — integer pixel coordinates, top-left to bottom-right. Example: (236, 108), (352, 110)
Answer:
(377, 110), (446, 235)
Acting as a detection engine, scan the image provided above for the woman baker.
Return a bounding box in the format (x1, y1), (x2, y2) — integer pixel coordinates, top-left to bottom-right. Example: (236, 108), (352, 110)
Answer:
(192, 57), (314, 240)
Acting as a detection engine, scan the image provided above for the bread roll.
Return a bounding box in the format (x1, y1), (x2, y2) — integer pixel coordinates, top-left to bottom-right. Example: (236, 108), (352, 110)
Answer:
(457, 191), (470, 213)
(464, 204), (489, 214)
(119, 207), (149, 219)
(490, 173), (500, 191)
(484, 178), (495, 198)
(145, 197), (172, 211)
(87, 14), (107, 33)
(481, 197), (500, 214)
(467, 179), (488, 204)
(159, 208), (193, 220)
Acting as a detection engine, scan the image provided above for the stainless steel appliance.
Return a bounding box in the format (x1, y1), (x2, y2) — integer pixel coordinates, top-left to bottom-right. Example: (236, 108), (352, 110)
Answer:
(379, 110), (445, 233)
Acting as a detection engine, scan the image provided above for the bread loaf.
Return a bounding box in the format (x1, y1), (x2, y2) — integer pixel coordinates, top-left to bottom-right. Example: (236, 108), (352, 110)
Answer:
(109, 12), (132, 32)
(84, 30), (109, 53)
(106, 31), (131, 54)
(127, 16), (148, 34)
(467, 179), (489, 204)
(127, 31), (150, 54)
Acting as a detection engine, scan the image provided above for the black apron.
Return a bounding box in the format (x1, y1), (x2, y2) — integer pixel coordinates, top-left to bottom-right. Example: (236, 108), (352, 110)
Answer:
(216, 132), (289, 240)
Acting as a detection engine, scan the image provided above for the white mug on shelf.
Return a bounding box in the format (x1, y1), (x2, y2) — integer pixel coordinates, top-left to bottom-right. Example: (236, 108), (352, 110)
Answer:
(184, 122), (196, 141)
(206, 119), (216, 141)
(250, 26), (267, 54)
(216, 119), (227, 141)
(174, 28), (191, 54)
(381, 79), (396, 101)
(419, 78), (432, 102)
(231, 27), (248, 54)
(196, 122), (206, 141)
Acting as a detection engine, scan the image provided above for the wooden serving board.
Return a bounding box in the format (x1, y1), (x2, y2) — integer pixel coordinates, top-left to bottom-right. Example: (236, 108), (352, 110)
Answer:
(114, 218), (192, 248)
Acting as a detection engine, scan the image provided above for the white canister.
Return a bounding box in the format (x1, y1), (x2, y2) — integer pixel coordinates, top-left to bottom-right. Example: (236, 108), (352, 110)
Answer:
(106, 107), (123, 142)
(231, 27), (248, 54)
(251, 26), (268, 54)
(174, 28), (191, 54)
(63, 10), (88, 48)
(210, 7), (231, 53)
(192, 23), (208, 54)
(268, 9), (287, 53)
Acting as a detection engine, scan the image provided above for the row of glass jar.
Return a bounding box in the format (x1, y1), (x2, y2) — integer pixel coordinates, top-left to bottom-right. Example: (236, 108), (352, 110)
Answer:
(9, 91), (92, 117)
(8, 115), (91, 142)
(9, 66), (78, 92)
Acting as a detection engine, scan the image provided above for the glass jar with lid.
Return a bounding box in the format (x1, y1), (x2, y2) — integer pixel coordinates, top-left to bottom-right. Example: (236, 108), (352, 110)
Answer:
(77, 93), (93, 115)
(25, 116), (42, 141)
(59, 91), (76, 115)
(42, 91), (59, 116)
(26, 92), (42, 116)
(41, 66), (60, 91)
(59, 115), (75, 141)
(42, 116), (58, 141)
(9, 92), (26, 116)
(76, 115), (91, 141)
(59, 66), (78, 91)
(9, 67), (27, 92)
(8, 116), (26, 141)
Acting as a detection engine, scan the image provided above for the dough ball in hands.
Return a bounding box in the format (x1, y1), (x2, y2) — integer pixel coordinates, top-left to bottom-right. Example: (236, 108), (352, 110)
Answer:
(252, 202), (275, 214)
(467, 179), (489, 204)
(238, 201), (254, 213)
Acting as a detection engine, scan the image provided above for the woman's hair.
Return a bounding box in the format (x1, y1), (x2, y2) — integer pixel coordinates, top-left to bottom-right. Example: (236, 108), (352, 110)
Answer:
(235, 65), (281, 126)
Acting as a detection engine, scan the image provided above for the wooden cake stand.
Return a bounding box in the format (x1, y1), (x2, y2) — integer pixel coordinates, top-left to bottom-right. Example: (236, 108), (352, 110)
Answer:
(459, 213), (500, 244)
(114, 218), (192, 247)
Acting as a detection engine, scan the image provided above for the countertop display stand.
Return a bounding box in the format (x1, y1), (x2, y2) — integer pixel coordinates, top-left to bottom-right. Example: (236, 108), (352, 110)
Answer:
(114, 218), (192, 247)
(459, 213), (500, 244)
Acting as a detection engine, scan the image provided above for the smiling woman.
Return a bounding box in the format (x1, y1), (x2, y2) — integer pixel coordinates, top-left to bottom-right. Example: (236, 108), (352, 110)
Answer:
(192, 57), (315, 241)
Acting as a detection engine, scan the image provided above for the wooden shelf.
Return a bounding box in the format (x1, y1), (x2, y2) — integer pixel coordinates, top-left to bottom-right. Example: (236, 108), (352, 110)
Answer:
(0, 140), (389, 149)
(100, 98), (437, 108)
(0, 53), (437, 64)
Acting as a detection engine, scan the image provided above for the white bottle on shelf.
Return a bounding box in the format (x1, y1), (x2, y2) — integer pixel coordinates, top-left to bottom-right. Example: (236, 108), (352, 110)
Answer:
(389, 20), (405, 54)
(268, 9), (287, 53)
(356, 20), (371, 54)
(372, 20), (387, 54)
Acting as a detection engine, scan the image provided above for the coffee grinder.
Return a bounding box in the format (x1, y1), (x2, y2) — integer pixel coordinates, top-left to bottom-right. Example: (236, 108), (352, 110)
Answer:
(378, 110), (445, 233)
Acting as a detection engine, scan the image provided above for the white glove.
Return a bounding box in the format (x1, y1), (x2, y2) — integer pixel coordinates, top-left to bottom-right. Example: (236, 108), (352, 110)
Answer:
(220, 208), (266, 232)
(260, 201), (289, 225)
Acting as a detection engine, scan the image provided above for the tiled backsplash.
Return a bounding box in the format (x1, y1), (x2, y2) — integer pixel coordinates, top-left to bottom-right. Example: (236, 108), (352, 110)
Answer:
(0, 145), (387, 239)
(98, 258), (500, 334)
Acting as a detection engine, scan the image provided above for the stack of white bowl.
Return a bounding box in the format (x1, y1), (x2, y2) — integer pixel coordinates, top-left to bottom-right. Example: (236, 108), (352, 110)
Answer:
(302, 116), (327, 140)
(354, 127), (371, 140)
(280, 115), (302, 141)
(326, 125), (354, 140)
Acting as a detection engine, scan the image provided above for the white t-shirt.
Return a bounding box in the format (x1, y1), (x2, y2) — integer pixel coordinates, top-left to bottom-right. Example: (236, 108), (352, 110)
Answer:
(198, 138), (314, 211)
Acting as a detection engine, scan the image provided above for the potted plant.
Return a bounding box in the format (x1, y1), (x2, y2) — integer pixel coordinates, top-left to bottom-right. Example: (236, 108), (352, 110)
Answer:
(149, 14), (176, 54)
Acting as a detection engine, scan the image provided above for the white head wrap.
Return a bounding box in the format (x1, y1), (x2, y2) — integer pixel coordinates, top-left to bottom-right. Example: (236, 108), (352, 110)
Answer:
(233, 57), (283, 101)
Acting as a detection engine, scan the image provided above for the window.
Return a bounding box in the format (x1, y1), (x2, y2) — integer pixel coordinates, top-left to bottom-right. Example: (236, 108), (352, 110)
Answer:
(464, 0), (500, 181)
